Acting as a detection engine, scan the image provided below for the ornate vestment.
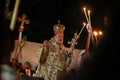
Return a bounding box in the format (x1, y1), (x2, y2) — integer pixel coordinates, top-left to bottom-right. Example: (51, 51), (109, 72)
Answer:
(34, 38), (71, 80)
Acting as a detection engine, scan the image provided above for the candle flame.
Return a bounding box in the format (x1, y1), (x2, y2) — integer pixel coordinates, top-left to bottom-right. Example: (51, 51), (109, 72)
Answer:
(99, 31), (103, 35)
(88, 10), (90, 13)
(83, 7), (86, 11)
(93, 31), (98, 36)
(83, 22), (86, 26)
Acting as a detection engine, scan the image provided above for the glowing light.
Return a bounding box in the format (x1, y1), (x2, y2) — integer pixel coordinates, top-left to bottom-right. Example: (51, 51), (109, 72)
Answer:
(83, 7), (86, 11)
(93, 30), (103, 45)
(99, 31), (103, 35)
(93, 31), (98, 36)
(83, 7), (89, 22)
(88, 10), (90, 14)
(83, 22), (86, 26)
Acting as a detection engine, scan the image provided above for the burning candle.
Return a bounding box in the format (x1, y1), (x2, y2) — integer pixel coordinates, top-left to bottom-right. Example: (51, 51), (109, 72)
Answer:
(83, 7), (89, 22)
(88, 10), (91, 25)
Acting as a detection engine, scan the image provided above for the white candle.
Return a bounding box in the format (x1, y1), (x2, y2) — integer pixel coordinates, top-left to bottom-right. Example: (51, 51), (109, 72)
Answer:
(78, 22), (86, 35)
(83, 7), (89, 22)
(88, 10), (91, 26)
(93, 31), (98, 44)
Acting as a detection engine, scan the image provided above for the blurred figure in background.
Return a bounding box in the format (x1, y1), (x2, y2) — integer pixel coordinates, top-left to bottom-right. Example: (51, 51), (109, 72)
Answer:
(0, 0), (24, 80)
(19, 61), (35, 76)
(10, 58), (19, 72)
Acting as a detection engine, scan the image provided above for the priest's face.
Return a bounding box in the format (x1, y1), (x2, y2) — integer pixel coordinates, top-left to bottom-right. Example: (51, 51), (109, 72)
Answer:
(54, 33), (64, 44)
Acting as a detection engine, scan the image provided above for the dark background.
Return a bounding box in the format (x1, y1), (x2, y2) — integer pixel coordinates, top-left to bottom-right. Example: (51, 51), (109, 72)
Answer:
(7, 0), (119, 50)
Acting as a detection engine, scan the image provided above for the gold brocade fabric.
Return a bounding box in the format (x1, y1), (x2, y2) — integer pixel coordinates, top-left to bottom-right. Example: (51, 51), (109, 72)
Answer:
(34, 38), (68, 80)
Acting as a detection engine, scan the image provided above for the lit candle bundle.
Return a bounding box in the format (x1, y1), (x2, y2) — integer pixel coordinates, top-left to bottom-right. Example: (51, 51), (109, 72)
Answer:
(83, 7), (95, 42)
(83, 7), (91, 32)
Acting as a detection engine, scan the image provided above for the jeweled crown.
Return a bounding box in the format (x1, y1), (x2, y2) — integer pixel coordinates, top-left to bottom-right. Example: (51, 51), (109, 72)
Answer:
(53, 20), (65, 34)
